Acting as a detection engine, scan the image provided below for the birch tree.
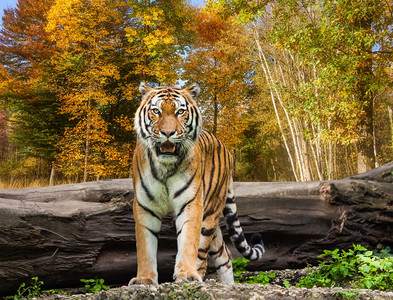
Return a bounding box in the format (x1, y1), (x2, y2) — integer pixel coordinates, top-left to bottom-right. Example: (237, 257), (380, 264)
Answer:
(215, 0), (393, 180)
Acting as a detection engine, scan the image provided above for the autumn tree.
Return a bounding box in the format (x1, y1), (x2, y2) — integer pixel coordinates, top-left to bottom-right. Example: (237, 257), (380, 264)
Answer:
(125, 0), (196, 84)
(0, 0), (70, 184)
(0, 110), (7, 160)
(46, 0), (196, 181)
(46, 0), (131, 181)
(183, 7), (253, 150)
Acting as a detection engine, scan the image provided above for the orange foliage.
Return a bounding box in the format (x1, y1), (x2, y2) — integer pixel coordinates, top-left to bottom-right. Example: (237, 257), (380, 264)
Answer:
(183, 7), (253, 150)
(0, 0), (55, 101)
(196, 7), (227, 45)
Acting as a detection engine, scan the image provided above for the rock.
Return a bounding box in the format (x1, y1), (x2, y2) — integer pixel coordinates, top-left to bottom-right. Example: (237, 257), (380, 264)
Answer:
(41, 280), (393, 300)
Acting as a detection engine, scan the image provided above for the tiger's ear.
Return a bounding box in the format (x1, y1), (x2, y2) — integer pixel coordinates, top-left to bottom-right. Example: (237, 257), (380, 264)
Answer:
(185, 82), (201, 98)
(139, 82), (152, 97)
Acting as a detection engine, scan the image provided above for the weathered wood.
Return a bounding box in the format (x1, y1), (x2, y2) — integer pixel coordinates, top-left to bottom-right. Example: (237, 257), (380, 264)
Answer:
(0, 163), (393, 295)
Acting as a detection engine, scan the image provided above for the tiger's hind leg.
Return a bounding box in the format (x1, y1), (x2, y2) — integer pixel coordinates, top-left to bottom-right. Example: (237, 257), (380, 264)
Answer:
(197, 176), (232, 283)
(196, 200), (227, 281)
(208, 227), (234, 284)
(196, 223), (217, 280)
(196, 226), (234, 284)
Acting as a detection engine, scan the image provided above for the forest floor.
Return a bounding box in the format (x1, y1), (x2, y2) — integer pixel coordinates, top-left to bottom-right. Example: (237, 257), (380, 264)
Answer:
(36, 268), (393, 300)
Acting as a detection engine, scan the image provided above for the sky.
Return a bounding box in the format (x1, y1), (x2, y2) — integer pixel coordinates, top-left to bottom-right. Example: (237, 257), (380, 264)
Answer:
(0, 0), (205, 26)
(0, 0), (18, 22)
(190, 0), (205, 6)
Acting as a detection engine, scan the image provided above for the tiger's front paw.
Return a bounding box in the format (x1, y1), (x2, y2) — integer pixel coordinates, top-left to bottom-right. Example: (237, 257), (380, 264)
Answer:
(175, 271), (202, 282)
(128, 276), (157, 285)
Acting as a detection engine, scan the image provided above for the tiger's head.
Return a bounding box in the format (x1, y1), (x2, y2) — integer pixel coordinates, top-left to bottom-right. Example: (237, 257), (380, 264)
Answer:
(134, 82), (202, 163)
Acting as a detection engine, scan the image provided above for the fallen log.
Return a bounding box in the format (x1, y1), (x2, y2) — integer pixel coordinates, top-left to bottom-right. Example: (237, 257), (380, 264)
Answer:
(0, 163), (392, 295)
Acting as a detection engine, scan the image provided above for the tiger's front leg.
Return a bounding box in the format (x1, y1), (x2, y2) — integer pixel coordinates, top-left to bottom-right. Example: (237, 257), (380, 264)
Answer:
(173, 188), (204, 282)
(129, 198), (162, 285)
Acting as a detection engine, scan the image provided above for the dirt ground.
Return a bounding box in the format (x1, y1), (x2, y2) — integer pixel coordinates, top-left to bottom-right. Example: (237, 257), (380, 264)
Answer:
(41, 268), (393, 300)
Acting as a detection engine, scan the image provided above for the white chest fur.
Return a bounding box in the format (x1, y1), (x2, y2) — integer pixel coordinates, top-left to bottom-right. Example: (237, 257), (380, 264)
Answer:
(135, 157), (199, 219)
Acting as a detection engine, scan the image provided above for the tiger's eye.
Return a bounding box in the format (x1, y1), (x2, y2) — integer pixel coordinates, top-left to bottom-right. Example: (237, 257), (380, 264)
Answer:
(177, 109), (186, 115)
(151, 108), (160, 115)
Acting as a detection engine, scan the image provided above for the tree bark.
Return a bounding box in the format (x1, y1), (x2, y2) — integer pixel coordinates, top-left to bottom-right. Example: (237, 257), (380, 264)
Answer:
(49, 164), (56, 186)
(83, 112), (91, 182)
(1, 163), (393, 295)
(355, 12), (376, 173)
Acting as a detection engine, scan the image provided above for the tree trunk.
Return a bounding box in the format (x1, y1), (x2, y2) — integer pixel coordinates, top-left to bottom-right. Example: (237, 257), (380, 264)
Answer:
(357, 105), (375, 173)
(49, 164), (56, 186)
(389, 106), (393, 152)
(1, 163), (393, 295)
(355, 14), (376, 173)
(213, 93), (218, 135)
(83, 114), (91, 182)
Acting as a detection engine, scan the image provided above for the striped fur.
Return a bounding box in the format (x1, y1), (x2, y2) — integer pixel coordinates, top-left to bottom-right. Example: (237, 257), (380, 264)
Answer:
(129, 82), (265, 285)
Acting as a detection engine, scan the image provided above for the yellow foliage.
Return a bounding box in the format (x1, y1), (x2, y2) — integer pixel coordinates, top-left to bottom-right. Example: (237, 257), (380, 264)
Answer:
(55, 112), (133, 179)
(123, 0), (196, 84)
(216, 105), (249, 150)
(115, 115), (134, 132)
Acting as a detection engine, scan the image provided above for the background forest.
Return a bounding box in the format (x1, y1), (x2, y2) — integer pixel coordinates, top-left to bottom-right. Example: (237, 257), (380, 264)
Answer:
(0, 0), (392, 187)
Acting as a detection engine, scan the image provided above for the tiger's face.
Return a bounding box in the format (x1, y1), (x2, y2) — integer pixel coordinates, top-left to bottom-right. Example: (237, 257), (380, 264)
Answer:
(134, 82), (202, 163)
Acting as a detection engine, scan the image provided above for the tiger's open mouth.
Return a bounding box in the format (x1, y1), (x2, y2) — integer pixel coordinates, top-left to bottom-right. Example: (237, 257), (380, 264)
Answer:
(156, 141), (179, 156)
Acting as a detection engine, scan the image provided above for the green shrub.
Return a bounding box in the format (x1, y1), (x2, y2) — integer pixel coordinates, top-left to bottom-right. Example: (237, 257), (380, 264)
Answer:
(232, 257), (276, 285)
(81, 278), (110, 293)
(7, 276), (109, 298)
(6, 277), (43, 300)
(297, 244), (393, 291)
(336, 289), (361, 300)
(242, 272), (276, 285)
(232, 257), (249, 275)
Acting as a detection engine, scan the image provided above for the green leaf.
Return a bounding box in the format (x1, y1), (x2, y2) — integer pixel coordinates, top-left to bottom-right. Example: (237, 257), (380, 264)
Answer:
(364, 251), (373, 257)
(283, 280), (291, 287)
(364, 280), (372, 289)
(361, 265), (371, 273)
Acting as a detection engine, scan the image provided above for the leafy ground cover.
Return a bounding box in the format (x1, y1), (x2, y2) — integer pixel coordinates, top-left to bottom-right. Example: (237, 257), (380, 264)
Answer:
(296, 245), (393, 290)
(232, 257), (278, 285)
(6, 277), (109, 299)
(233, 244), (393, 292)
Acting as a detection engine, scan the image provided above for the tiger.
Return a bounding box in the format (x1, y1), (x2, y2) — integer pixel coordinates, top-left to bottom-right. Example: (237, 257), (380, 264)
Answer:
(129, 82), (265, 285)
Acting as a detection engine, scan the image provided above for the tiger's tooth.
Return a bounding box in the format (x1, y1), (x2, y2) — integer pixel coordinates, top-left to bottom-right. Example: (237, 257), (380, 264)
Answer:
(171, 146), (175, 152)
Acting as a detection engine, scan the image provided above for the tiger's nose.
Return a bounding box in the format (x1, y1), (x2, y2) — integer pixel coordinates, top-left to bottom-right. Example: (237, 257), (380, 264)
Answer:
(160, 130), (176, 138)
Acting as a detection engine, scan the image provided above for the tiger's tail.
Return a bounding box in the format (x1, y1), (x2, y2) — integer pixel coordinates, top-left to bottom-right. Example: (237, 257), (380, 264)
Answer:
(223, 178), (265, 261)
